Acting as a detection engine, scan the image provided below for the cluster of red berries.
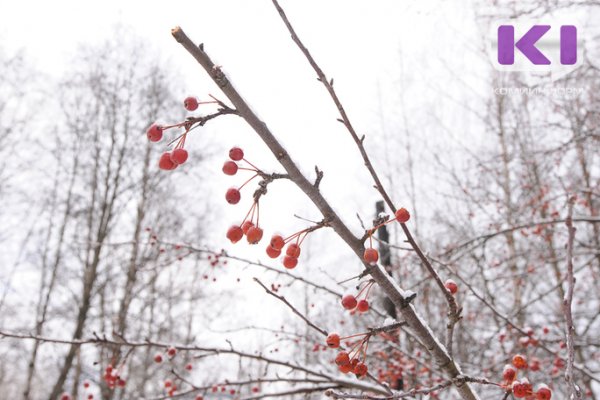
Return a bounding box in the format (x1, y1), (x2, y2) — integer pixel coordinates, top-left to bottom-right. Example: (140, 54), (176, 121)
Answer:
(362, 208), (410, 264)
(501, 354), (552, 399)
(164, 379), (178, 397)
(102, 364), (126, 390)
(147, 122), (190, 171)
(209, 385), (259, 395)
(223, 147), (267, 248)
(154, 346), (178, 364)
(226, 202), (264, 245)
(266, 229), (314, 269)
(153, 347), (197, 397)
(147, 95), (220, 171)
(326, 332), (370, 378)
(223, 146), (260, 205)
(223, 147), (320, 269)
(341, 280), (374, 313)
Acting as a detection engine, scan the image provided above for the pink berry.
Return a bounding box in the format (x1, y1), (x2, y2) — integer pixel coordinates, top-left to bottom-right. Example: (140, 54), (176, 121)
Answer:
(282, 255), (298, 269)
(184, 96), (199, 111)
(246, 226), (264, 244)
(286, 243), (301, 258)
(222, 161), (238, 175)
(395, 208), (410, 223)
(158, 152), (177, 170)
(225, 188), (241, 204)
(266, 245), (281, 258)
(356, 299), (369, 312)
(146, 124), (163, 142)
(341, 294), (357, 310)
(445, 279), (458, 295)
(270, 235), (285, 250)
(226, 225), (244, 243)
(170, 148), (188, 165)
(363, 248), (379, 264)
(229, 147), (244, 161)
(241, 221), (254, 234)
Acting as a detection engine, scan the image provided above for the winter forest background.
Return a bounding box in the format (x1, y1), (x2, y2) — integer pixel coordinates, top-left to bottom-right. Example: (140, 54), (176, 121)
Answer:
(1, 0), (600, 399)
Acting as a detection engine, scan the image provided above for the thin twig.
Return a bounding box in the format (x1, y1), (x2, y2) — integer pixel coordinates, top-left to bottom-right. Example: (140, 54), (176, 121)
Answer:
(564, 196), (583, 399)
(253, 277), (328, 336)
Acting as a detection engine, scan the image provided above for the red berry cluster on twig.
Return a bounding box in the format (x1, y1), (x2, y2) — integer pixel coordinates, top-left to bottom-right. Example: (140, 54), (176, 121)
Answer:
(147, 95), (225, 171)
(103, 364), (126, 390)
(327, 331), (372, 378)
(362, 208), (410, 264)
(341, 280), (375, 314)
(500, 354), (552, 399)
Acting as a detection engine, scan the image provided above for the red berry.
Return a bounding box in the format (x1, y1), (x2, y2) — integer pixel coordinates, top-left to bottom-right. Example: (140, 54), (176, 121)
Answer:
(339, 363), (352, 374)
(154, 353), (163, 363)
(286, 243), (301, 258)
(196, 396), (204, 400)
(241, 221), (254, 234)
(356, 299), (369, 313)
(226, 225), (244, 243)
(283, 255), (298, 269)
(395, 207), (410, 223)
(512, 354), (528, 369)
(229, 147), (244, 161)
(444, 279), (458, 295)
(363, 248), (379, 264)
(341, 294), (357, 310)
(252, 387), (259, 393)
(266, 245), (281, 258)
(167, 347), (177, 357)
(353, 362), (368, 378)
(335, 351), (350, 366)
(158, 152), (177, 170)
(542, 326), (550, 334)
(512, 381), (526, 398)
(502, 364), (516, 382)
(184, 96), (199, 111)
(270, 235), (285, 250)
(165, 380), (172, 388)
(60, 394), (71, 400)
(536, 384), (552, 400)
(225, 188), (241, 204)
(326, 333), (340, 348)
(246, 226), (264, 244)
(185, 363), (193, 371)
(147, 124), (163, 142)
(222, 161), (238, 175)
(170, 148), (188, 165)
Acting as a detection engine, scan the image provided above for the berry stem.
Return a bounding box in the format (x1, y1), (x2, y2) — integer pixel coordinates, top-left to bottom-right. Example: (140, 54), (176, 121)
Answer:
(238, 173), (259, 191)
(241, 201), (258, 225)
(242, 158), (261, 172)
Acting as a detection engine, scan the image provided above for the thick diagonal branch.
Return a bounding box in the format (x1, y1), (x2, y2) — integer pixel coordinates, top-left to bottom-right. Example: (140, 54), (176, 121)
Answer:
(171, 26), (480, 400)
